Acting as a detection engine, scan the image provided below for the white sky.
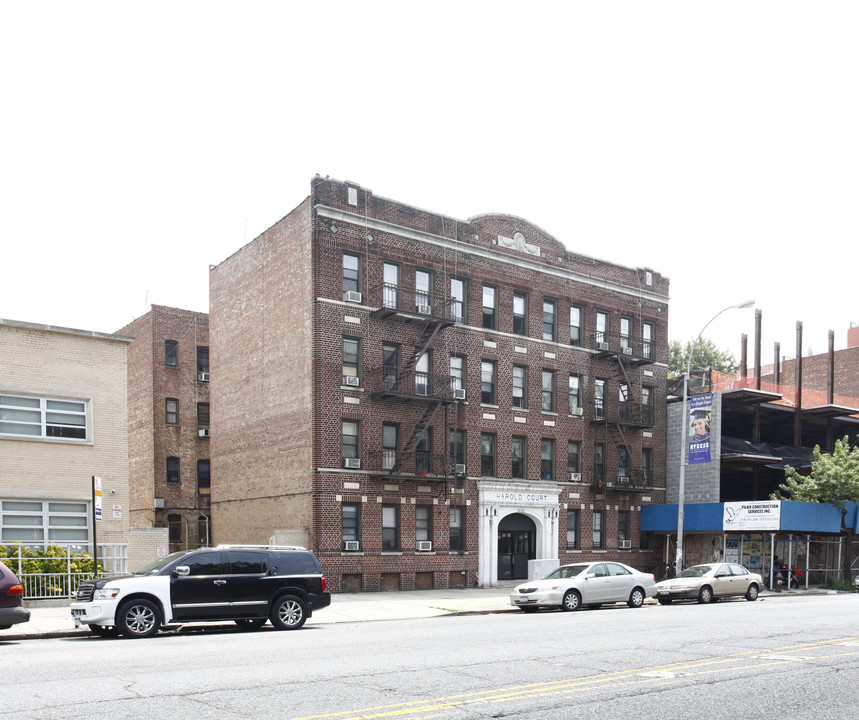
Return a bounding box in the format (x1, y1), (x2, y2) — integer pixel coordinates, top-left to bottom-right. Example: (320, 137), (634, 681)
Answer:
(2, 2), (856, 364)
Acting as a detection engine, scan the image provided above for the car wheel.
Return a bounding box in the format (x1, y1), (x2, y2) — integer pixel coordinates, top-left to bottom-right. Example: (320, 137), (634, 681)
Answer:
(697, 585), (714, 604)
(88, 624), (120, 637)
(116, 599), (161, 638)
(627, 587), (646, 608)
(235, 618), (267, 630)
(270, 595), (307, 630)
(657, 598), (673, 606)
(745, 583), (759, 601)
(561, 589), (581, 612)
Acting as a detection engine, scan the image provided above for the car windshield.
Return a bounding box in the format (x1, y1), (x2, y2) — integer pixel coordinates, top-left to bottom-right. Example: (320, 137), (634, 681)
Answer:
(544, 565), (588, 580)
(677, 565), (714, 578)
(134, 551), (189, 575)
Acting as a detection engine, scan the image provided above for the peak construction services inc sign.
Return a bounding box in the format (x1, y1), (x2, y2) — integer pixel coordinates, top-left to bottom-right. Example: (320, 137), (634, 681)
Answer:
(723, 501), (781, 531)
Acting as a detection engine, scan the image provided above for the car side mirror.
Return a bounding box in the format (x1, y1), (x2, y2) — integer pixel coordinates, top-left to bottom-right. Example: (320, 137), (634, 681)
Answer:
(174, 565), (190, 577)
(583, 573), (595, 579)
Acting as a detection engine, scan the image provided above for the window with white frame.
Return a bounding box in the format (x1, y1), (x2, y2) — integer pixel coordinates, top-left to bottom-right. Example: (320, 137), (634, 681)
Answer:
(0, 394), (88, 441)
(449, 506), (464, 550)
(482, 285), (497, 330)
(543, 299), (556, 341)
(450, 355), (464, 395)
(450, 277), (466, 323)
(1, 499), (89, 547)
(512, 365), (527, 409)
(342, 253), (361, 300)
(342, 336), (360, 385)
(541, 370), (556, 412)
(415, 269), (432, 310)
(415, 505), (432, 544)
(382, 504), (400, 551)
(513, 292), (528, 335)
(568, 374), (582, 413)
(570, 306), (582, 347)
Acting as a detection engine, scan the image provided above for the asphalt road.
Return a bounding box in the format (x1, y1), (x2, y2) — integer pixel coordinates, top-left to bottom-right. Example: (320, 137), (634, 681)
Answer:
(7, 592), (858, 719)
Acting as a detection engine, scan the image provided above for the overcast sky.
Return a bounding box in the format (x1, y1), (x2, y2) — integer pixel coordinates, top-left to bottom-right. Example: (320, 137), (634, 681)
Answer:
(2, 2), (856, 366)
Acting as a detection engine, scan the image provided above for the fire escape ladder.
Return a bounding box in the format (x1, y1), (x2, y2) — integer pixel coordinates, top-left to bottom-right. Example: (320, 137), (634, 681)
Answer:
(399, 400), (445, 458)
(399, 321), (445, 378)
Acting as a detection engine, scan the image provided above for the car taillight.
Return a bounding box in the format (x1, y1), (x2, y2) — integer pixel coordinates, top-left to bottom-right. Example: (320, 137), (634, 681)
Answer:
(7, 584), (23, 596)
(321, 577), (327, 592)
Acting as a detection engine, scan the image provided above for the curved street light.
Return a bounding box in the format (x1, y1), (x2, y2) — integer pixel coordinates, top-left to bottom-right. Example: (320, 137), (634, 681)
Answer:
(674, 299), (755, 571)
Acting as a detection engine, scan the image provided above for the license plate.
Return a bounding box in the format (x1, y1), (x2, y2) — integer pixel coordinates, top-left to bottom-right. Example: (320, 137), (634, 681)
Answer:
(657, 590), (669, 595)
(518, 596), (529, 603)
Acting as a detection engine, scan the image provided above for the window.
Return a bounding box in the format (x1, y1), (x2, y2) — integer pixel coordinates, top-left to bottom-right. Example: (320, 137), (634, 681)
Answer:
(618, 510), (630, 544)
(196, 346), (210, 375)
(0, 394), (88, 440)
(415, 352), (430, 396)
(415, 427), (432, 473)
(593, 510), (604, 549)
(450, 429), (465, 468)
(450, 355), (465, 396)
(341, 420), (359, 464)
(513, 292), (528, 335)
(342, 253), (361, 300)
(382, 423), (399, 471)
(482, 285), (497, 330)
(415, 269), (431, 310)
(197, 402), (210, 428)
(166, 398), (179, 425)
(570, 306), (582, 347)
(416, 505), (432, 544)
(382, 344), (399, 391)
(383, 262), (400, 309)
(642, 322), (654, 360)
(620, 316), (632, 352)
(541, 439), (554, 480)
(619, 383), (630, 422)
(165, 340), (178, 367)
(449, 507), (465, 551)
(618, 446), (630, 480)
(512, 365), (527, 408)
(481, 433), (496, 476)
(168, 514), (182, 545)
(382, 504), (399, 551)
(450, 277), (465, 323)
(343, 337), (360, 385)
(511, 436), (526, 478)
(641, 448), (653, 484)
(541, 370), (556, 412)
(228, 551), (266, 575)
(197, 460), (210, 492)
(542, 299), (556, 341)
(567, 509), (579, 549)
(567, 441), (581, 476)
(568, 375), (582, 414)
(596, 311), (608, 347)
(594, 443), (605, 487)
(198, 516), (211, 546)
(166, 456), (180, 485)
(481, 360), (496, 405)
(594, 380), (605, 420)
(184, 551), (223, 576)
(642, 386), (654, 425)
(342, 503), (360, 547)
(1, 499), (88, 546)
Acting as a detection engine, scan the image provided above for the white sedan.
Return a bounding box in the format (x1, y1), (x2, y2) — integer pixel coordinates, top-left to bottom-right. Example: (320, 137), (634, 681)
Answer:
(510, 561), (657, 612)
(655, 563), (763, 604)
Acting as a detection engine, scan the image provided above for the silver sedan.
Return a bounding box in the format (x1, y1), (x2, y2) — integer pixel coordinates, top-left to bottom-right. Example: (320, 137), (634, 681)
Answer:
(510, 561), (657, 612)
(655, 563), (763, 604)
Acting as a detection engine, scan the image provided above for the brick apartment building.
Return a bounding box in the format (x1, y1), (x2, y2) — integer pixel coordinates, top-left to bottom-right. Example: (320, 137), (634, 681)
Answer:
(209, 176), (670, 591)
(119, 306), (211, 553)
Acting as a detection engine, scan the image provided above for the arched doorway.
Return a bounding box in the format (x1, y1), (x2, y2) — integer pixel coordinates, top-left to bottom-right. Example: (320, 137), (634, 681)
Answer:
(497, 513), (536, 580)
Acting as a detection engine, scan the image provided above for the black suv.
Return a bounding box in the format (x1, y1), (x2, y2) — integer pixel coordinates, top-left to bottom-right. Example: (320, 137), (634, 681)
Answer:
(71, 545), (330, 638)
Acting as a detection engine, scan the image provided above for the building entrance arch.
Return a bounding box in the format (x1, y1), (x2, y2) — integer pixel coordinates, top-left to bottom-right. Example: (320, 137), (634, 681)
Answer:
(497, 513), (536, 580)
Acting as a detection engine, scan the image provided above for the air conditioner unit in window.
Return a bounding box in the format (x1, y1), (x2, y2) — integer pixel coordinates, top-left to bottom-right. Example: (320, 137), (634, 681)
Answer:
(198, 372), (210, 382)
(345, 291), (362, 303)
(416, 541), (432, 552)
(344, 376), (360, 387)
(599, 342), (610, 351)
(619, 540), (632, 549)
(344, 457), (361, 469)
(416, 304), (432, 315)
(622, 347), (633, 355)
(453, 388), (466, 400)
(154, 498), (165, 509)
(344, 541), (360, 551)
(455, 464), (466, 476)
(569, 472), (582, 482)
(571, 406), (583, 416)
(616, 475), (630, 486)
(198, 428), (210, 438)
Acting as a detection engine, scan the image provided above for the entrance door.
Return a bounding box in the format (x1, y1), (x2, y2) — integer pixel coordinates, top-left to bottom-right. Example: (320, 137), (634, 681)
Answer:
(497, 514), (536, 580)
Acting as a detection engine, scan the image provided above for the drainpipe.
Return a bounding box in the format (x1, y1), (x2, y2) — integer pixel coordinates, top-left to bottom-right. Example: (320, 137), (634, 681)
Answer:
(794, 322), (803, 447)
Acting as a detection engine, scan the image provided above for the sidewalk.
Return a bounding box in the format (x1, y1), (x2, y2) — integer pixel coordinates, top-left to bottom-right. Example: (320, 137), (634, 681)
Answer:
(2, 584), (832, 641)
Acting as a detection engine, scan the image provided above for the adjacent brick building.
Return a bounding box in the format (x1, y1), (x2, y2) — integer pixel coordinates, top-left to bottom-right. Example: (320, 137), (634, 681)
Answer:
(209, 176), (671, 591)
(118, 306), (211, 553)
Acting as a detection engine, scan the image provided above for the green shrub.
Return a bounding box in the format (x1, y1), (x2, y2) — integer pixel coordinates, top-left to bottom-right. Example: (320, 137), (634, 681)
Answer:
(820, 576), (856, 592)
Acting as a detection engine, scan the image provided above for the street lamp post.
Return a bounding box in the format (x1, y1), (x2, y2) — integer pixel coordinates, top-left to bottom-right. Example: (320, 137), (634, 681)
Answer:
(675, 299), (755, 572)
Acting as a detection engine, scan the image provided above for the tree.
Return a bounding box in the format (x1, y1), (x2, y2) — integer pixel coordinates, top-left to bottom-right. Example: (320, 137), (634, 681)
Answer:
(774, 437), (859, 582)
(668, 338), (739, 379)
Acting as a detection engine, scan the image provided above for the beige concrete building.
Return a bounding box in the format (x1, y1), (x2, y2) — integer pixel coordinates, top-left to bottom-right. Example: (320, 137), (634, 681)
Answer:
(0, 318), (166, 572)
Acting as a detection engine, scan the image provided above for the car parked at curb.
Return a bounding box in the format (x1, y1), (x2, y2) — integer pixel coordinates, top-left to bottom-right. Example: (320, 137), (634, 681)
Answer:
(0, 560), (31, 630)
(70, 545), (330, 638)
(510, 561), (657, 612)
(655, 563), (763, 604)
